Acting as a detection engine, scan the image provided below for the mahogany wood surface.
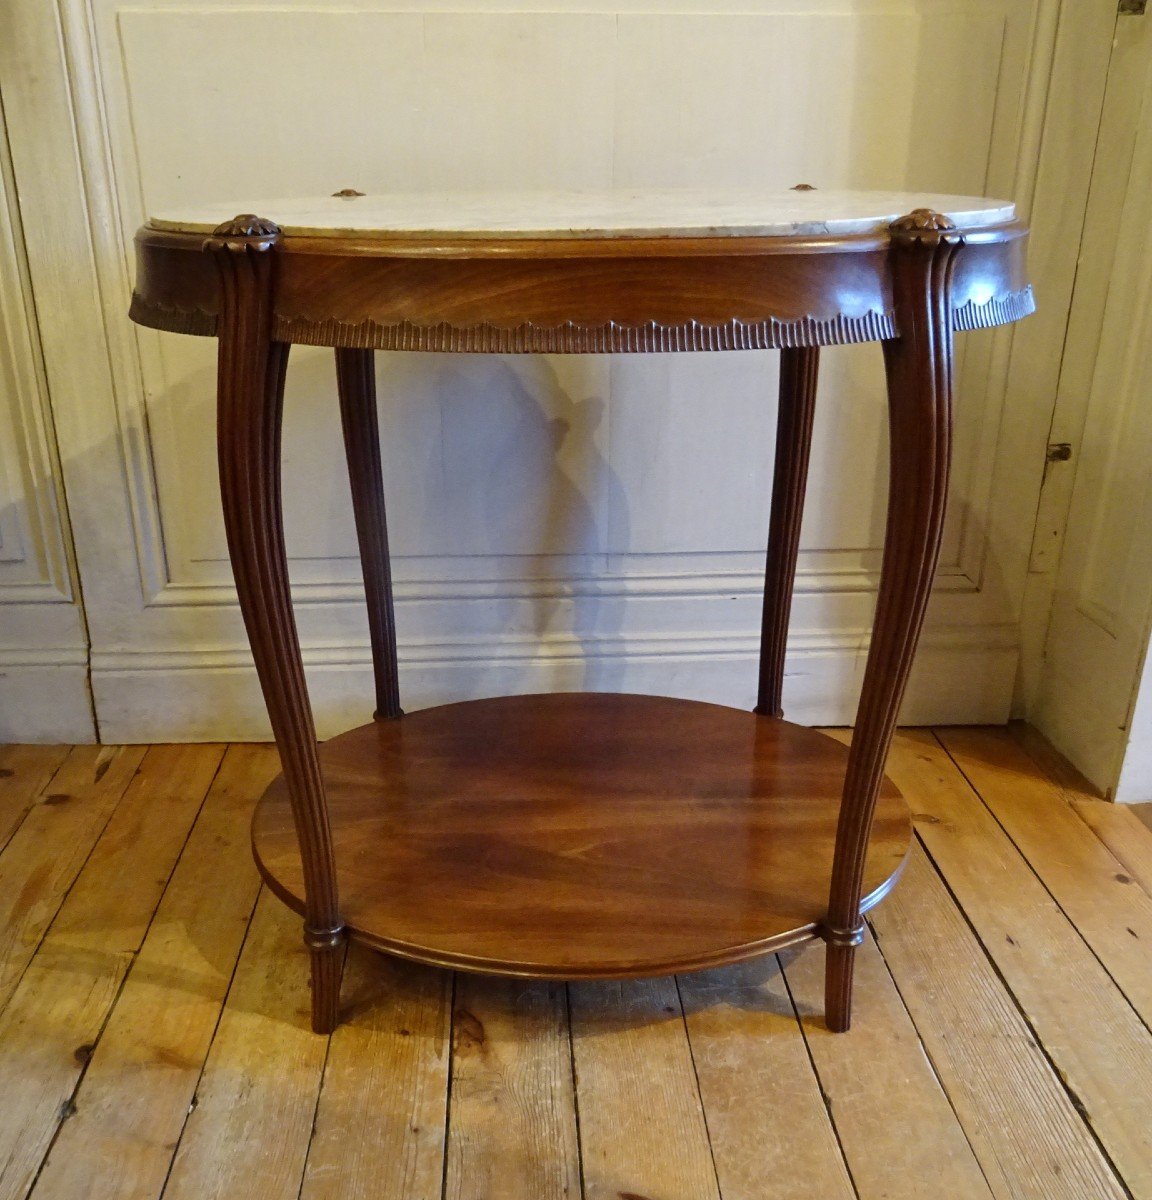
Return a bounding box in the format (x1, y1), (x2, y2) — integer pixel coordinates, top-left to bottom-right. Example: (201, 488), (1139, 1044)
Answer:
(131, 222), (1032, 353)
(129, 198), (1034, 1033)
(334, 347), (402, 721)
(208, 217), (345, 1032)
(756, 345), (819, 719)
(824, 210), (962, 1030)
(252, 693), (911, 978)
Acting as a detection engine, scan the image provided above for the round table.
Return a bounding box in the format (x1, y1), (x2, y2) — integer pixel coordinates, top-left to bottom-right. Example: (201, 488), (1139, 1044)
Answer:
(129, 188), (1034, 1034)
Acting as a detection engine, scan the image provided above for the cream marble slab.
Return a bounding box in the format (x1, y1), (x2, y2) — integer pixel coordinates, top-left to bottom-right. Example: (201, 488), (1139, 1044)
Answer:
(149, 188), (1017, 241)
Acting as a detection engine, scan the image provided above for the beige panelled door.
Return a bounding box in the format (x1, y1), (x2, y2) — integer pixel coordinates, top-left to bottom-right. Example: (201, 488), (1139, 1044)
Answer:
(1, 0), (1116, 742)
(1031, 8), (1152, 800)
(0, 91), (92, 741)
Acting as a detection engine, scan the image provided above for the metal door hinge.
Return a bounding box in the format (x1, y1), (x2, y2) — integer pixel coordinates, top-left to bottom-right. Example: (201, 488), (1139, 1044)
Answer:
(1119, 0), (1147, 16)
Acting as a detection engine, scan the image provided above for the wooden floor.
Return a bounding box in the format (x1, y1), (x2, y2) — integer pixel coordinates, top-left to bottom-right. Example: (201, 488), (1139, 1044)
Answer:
(1, 725), (1151, 1200)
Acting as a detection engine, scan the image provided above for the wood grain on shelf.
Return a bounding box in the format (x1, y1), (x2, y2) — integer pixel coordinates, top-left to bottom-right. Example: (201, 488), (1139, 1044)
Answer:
(253, 694), (910, 978)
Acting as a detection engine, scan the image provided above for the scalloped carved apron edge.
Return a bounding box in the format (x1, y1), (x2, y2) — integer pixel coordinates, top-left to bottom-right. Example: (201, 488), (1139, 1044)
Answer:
(128, 285), (1034, 351)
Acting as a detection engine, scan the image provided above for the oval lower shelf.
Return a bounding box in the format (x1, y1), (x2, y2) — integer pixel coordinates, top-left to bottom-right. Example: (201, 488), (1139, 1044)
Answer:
(252, 692), (912, 978)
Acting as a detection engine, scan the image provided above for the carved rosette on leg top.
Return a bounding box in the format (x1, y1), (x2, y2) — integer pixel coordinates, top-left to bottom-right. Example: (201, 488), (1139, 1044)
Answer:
(823, 209), (964, 1032)
(207, 214), (346, 1034)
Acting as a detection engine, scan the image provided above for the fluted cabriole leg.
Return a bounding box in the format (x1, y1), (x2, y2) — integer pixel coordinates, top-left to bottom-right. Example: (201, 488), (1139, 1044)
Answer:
(824, 210), (963, 1032)
(756, 346), (819, 718)
(208, 215), (346, 1034)
(335, 348), (402, 720)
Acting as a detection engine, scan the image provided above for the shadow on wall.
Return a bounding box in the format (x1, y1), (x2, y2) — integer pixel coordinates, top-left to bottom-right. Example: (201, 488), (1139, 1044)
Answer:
(397, 352), (633, 696)
(153, 338), (636, 733)
(127, 321), (1017, 742)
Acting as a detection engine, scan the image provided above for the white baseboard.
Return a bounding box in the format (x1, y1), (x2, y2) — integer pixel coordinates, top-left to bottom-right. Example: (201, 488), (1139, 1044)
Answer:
(0, 652), (95, 742)
(91, 626), (1017, 743)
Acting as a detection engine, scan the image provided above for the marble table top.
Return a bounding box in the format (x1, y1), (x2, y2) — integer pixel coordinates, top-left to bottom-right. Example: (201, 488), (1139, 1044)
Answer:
(148, 189), (1017, 241)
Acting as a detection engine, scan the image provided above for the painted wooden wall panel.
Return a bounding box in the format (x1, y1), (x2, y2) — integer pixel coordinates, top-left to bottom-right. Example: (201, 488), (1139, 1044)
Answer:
(2, 0), (1098, 740)
(0, 86), (93, 740)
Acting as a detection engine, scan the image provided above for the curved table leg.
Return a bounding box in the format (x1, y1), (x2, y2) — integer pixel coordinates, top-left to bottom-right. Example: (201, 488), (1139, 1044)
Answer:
(208, 217), (346, 1034)
(824, 210), (964, 1032)
(335, 348), (402, 720)
(756, 346), (819, 718)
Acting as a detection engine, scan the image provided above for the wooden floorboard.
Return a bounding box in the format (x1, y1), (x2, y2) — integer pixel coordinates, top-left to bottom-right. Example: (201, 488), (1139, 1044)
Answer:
(1006, 720), (1105, 801)
(783, 936), (994, 1200)
(874, 846), (1127, 1200)
(938, 726), (1152, 1027)
(1073, 796), (1152, 901)
(0, 746), (145, 1017)
(0, 728), (1147, 1200)
(28, 745), (274, 1200)
(446, 976), (579, 1200)
(300, 947), (451, 1200)
(0, 745), (222, 1200)
(570, 976), (720, 1200)
(1006, 724), (1152, 902)
(0, 745), (69, 856)
(879, 730), (1149, 1199)
(678, 957), (856, 1200)
(160, 890), (329, 1200)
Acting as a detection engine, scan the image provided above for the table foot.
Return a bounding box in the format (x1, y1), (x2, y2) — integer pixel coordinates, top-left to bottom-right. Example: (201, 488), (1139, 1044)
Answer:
(822, 921), (866, 1031)
(305, 923), (347, 1034)
(825, 945), (855, 1033)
